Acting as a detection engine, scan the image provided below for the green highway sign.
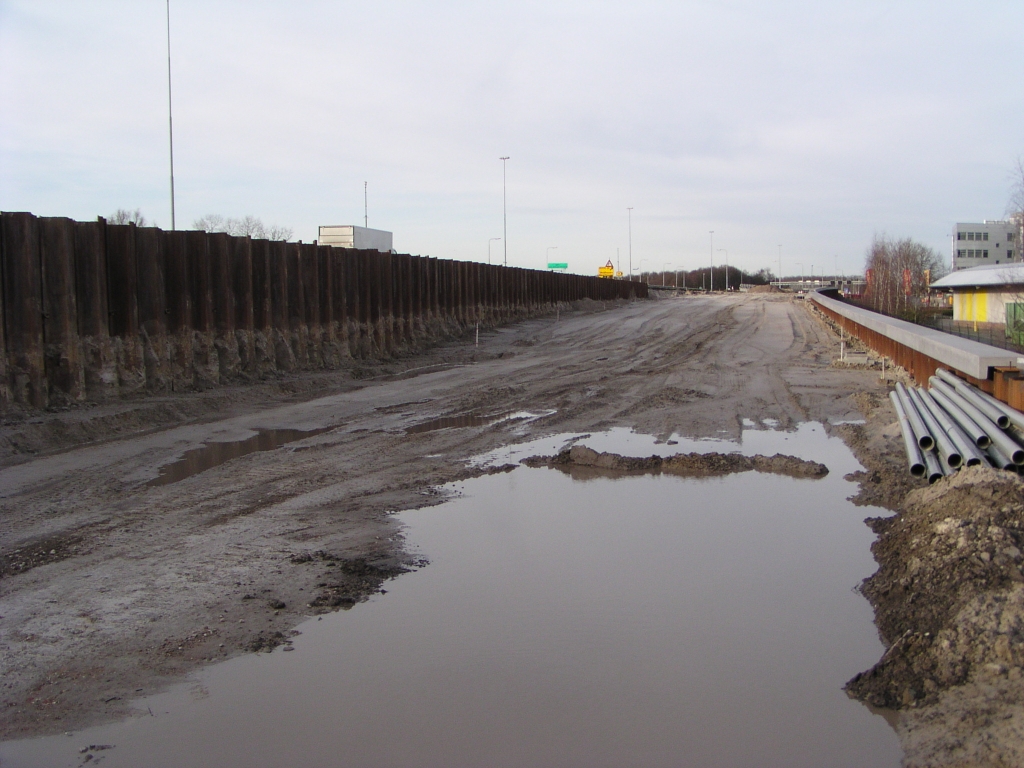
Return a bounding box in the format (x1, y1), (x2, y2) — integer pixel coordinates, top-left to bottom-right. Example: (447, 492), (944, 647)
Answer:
(547, 263), (568, 270)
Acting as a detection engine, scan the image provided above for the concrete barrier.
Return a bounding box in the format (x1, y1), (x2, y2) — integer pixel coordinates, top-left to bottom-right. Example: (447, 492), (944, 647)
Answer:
(809, 289), (1023, 398)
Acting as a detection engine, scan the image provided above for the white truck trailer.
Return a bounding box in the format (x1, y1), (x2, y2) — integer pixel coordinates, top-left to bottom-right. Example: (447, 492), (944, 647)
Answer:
(317, 225), (393, 253)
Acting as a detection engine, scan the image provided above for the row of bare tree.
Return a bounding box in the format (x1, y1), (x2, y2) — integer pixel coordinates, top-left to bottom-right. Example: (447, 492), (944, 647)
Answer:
(862, 236), (944, 318)
(106, 209), (293, 242)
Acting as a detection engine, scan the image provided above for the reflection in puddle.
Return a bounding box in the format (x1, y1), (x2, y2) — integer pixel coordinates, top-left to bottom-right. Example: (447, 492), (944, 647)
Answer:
(406, 409), (555, 434)
(406, 412), (510, 434)
(472, 422), (836, 469)
(149, 428), (333, 487)
(7, 424), (901, 768)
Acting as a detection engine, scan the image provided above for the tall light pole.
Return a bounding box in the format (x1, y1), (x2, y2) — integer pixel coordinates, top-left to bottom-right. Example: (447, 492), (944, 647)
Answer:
(488, 237), (501, 265)
(546, 246), (558, 267)
(777, 244), (782, 287)
(500, 157), (509, 266)
(718, 248), (728, 291)
(627, 207), (633, 281)
(165, 0), (176, 230)
(709, 231), (714, 292)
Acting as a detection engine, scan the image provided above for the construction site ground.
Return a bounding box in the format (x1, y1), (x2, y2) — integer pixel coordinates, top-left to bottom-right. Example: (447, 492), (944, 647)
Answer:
(1, 293), (1021, 766)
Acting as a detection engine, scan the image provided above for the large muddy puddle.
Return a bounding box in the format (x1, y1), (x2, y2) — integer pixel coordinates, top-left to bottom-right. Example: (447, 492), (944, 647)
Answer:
(148, 428), (333, 486)
(3, 423), (901, 767)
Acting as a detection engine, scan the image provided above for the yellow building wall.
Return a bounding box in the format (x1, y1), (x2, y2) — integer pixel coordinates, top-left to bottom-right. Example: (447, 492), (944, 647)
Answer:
(952, 289), (1013, 324)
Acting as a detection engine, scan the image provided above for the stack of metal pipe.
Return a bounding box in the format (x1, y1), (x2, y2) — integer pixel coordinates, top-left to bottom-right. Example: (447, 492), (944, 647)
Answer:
(890, 369), (1024, 484)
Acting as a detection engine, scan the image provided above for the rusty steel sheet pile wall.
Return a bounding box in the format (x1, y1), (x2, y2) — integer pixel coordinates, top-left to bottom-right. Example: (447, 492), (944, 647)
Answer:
(810, 289), (1024, 409)
(0, 212), (646, 410)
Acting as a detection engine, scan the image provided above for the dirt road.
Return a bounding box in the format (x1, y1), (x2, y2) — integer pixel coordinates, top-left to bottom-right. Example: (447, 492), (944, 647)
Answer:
(1, 294), (893, 740)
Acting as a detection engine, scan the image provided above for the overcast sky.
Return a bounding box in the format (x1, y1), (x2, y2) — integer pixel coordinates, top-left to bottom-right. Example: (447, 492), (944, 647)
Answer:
(2, 1), (1022, 277)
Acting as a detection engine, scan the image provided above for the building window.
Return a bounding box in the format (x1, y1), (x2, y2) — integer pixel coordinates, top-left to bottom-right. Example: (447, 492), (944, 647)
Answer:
(958, 232), (964, 240)
(984, 250), (989, 257)
(984, 232), (989, 241)
(968, 232), (975, 241)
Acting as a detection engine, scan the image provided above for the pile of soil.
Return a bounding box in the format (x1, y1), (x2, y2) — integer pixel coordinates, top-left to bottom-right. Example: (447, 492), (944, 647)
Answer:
(846, 466), (1024, 765)
(526, 444), (829, 479)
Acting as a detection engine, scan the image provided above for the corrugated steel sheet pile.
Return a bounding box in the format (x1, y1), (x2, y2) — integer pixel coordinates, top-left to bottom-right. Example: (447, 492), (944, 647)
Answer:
(891, 370), (1024, 483)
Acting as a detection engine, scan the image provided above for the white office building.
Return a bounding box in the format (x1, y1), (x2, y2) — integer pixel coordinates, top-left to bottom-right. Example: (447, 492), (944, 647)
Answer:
(951, 220), (1018, 271)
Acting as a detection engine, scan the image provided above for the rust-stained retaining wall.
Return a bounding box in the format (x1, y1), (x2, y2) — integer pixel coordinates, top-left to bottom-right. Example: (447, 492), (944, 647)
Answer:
(809, 289), (1024, 409)
(0, 212), (647, 411)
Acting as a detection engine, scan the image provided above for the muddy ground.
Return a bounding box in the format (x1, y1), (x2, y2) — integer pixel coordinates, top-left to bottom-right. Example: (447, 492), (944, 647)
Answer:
(0, 292), (1019, 765)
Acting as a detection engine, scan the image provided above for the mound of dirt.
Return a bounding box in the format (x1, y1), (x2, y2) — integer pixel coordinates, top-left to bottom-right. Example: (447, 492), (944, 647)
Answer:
(525, 444), (828, 479)
(847, 467), (1024, 711)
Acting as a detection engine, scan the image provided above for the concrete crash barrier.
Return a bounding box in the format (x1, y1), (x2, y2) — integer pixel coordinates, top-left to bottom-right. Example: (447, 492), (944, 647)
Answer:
(0, 212), (648, 411)
(809, 288), (1024, 398)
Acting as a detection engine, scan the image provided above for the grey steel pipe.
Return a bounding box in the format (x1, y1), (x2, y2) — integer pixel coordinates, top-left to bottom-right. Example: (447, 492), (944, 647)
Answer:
(987, 442), (1017, 471)
(890, 391), (926, 478)
(935, 369), (1011, 429)
(931, 378), (1024, 464)
(908, 387), (961, 469)
(918, 389), (986, 467)
(938, 369), (1024, 432)
(928, 386), (991, 449)
(922, 449), (945, 483)
(895, 382), (934, 450)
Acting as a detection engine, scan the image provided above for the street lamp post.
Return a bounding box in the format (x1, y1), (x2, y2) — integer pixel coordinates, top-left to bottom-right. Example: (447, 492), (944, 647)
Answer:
(627, 207), (633, 282)
(165, 0), (176, 229)
(709, 231), (714, 292)
(718, 249), (728, 291)
(488, 237), (501, 265)
(500, 157), (509, 266)
(636, 259), (648, 283)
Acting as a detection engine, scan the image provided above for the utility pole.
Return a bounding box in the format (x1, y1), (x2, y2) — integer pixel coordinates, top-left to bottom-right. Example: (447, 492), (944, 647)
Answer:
(627, 207), (633, 281)
(501, 157), (509, 267)
(709, 231), (714, 292)
(165, 0), (176, 230)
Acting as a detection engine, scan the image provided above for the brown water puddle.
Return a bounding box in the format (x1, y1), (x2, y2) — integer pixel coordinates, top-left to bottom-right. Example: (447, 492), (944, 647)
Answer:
(149, 428), (333, 487)
(7, 424), (901, 768)
(405, 412), (511, 434)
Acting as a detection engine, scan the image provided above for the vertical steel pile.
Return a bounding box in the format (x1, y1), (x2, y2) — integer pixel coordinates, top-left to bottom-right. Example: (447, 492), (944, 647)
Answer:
(0, 212), (647, 410)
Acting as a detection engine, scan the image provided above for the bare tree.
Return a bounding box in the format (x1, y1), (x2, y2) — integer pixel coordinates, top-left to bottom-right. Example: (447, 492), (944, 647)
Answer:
(192, 214), (293, 241)
(109, 208), (146, 226)
(863, 234), (945, 319)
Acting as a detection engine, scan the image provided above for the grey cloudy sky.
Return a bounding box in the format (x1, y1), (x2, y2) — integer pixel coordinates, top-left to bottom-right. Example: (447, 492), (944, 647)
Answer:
(2, 1), (1022, 277)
